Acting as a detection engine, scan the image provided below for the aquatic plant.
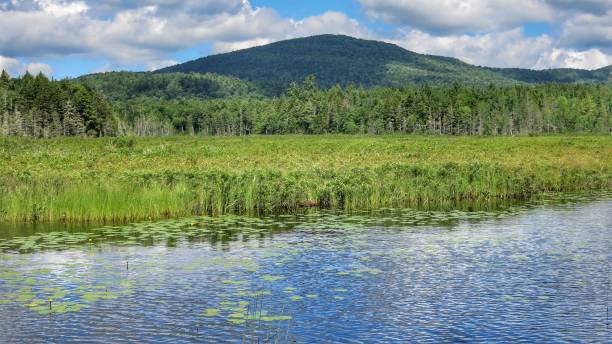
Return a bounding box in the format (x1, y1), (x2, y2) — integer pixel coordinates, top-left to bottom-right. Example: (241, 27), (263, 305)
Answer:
(261, 275), (285, 282)
(0, 135), (609, 223)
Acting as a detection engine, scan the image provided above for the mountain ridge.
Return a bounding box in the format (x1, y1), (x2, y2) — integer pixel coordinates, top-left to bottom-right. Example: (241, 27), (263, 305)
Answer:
(156, 34), (611, 94)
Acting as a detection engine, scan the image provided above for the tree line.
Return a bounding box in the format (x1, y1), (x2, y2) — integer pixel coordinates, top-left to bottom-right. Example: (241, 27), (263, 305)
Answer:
(0, 70), (115, 137)
(1, 71), (610, 137)
(114, 76), (611, 136)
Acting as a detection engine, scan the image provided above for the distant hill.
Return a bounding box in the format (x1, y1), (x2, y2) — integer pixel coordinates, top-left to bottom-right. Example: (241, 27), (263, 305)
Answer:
(156, 35), (611, 94)
(78, 71), (263, 101)
(486, 66), (612, 84)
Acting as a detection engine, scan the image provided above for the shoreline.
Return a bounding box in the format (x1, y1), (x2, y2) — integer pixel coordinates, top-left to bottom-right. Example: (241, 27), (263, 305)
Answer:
(1, 135), (610, 224)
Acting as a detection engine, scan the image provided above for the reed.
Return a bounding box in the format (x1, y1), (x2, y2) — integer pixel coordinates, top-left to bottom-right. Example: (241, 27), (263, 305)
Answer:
(1, 135), (610, 223)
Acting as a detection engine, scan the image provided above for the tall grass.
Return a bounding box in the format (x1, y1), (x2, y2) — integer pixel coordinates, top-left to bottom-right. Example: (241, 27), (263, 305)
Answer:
(1, 135), (610, 223)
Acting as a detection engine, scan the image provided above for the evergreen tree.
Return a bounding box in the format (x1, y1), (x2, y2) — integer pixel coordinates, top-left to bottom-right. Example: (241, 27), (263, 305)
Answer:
(62, 100), (85, 137)
(0, 70), (10, 86)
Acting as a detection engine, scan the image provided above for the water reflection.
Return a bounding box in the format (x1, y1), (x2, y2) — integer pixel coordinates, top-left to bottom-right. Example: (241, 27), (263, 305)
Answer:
(0, 193), (610, 343)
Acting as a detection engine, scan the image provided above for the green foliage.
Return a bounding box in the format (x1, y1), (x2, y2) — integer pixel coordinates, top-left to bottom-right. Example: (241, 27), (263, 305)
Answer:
(158, 35), (612, 94)
(111, 79), (612, 136)
(0, 72), (115, 137)
(157, 35), (519, 94)
(77, 72), (263, 101)
(0, 135), (609, 223)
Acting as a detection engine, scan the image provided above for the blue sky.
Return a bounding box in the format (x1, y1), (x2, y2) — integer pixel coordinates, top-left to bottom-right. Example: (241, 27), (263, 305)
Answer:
(0, 0), (610, 78)
(252, 0), (362, 19)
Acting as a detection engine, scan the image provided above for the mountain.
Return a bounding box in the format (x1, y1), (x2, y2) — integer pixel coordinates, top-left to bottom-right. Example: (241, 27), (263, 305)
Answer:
(486, 66), (612, 84)
(157, 35), (514, 93)
(78, 71), (263, 101)
(157, 35), (611, 94)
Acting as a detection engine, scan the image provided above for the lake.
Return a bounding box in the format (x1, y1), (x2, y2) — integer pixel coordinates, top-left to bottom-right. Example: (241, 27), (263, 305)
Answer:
(0, 194), (610, 343)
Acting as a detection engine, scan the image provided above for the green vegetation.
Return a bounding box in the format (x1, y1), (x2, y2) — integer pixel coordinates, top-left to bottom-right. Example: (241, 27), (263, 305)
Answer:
(2, 35), (610, 138)
(110, 79), (611, 136)
(0, 70), (115, 137)
(7, 71), (610, 138)
(158, 35), (612, 93)
(77, 72), (263, 101)
(0, 135), (609, 223)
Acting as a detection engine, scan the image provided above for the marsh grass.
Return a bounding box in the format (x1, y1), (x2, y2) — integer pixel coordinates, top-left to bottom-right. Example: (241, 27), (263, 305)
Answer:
(1, 135), (610, 223)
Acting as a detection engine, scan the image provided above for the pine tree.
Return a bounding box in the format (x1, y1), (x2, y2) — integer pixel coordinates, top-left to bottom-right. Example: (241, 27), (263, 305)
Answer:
(49, 111), (63, 137)
(0, 70), (10, 86)
(9, 109), (23, 136)
(62, 100), (85, 137)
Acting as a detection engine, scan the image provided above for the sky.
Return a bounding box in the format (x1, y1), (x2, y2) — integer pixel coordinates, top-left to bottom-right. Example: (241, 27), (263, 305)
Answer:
(1, 0), (611, 78)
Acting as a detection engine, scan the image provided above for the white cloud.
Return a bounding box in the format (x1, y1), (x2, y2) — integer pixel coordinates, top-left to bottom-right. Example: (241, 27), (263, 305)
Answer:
(0, 56), (21, 74)
(535, 48), (612, 70)
(390, 28), (612, 70)
(25, 62), (54, 75)
(0, 1), (372, 71)
(544, 0), (612, 14)
(359, 0), (612, 69)
(145, 59), (178, 71)
(391, 28), (553, 68)
(291, 12), (369, 38)
(0, 0), (611, 75)
(0, 56), (53, 76)
(212, 11), (373, 53)
(212, 38), (274, 54)
(560, 10), (612, 51)
(37, 0), (88, 16)
(357, 0), (553, 34)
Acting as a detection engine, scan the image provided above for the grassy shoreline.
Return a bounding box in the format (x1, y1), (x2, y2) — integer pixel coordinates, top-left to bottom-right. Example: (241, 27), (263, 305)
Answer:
(1, 135), (610, 224)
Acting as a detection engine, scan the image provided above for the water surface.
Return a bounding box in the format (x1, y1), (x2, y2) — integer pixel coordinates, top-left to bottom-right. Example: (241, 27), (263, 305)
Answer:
(0, 195), (610, 343)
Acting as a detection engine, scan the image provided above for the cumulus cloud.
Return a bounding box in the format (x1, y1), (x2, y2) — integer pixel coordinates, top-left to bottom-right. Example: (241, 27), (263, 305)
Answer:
(86, 0), (246, 18)
(145, 59), (178, 71)
(391, 28), (553, 68)
(291, 12), (369, 38)
(0, 0), (373, 70)
(0, 0), (611, 74)
(212, 38), (274, 54)
(544, 0), (612, 14)
(37, 0), (88, 16)
(0, 56), (21, 74)
(357, 0), (553, 34)
(560, 10), (612, 51)
(25, 62), (54, 75)
(391, 28), (612, 70)
(212, 11), (373, 53)
(535, 48), (612, 70)
(0, 56), (53, 76)
(357, 0), (612, 69)
(357, 0), (612, 34)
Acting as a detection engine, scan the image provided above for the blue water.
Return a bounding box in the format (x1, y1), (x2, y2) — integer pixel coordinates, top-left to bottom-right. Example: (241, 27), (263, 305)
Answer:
(0, 196), (610, 343)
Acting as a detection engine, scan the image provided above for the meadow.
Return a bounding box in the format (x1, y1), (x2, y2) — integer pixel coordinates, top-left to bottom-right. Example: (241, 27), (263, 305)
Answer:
(1, 135), (610, 223)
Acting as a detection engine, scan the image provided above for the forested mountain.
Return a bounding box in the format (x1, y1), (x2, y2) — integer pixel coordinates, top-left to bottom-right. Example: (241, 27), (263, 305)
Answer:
(0, 71), (115, 137)
(157, 35), (515, 94)
(157, 35), (612, 94)
(487, 66), (612, 84)
(78, 72), (263, 101)
(1, 35), (610, 138)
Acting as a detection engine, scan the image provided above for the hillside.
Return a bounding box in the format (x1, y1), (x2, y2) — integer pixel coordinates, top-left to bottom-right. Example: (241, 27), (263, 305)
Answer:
(78, 72), (263, 101)
(156, 35), (611, 94)
(157, 35), (518, 93)
(486, 66), (612, 84)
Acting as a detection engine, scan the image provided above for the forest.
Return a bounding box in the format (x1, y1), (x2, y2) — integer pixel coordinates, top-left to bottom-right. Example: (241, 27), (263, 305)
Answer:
(158, 35), (612, 93)
(106, 75), (610, 136)
(1, 70), (610, 137)
(0, 70), (115, 137)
